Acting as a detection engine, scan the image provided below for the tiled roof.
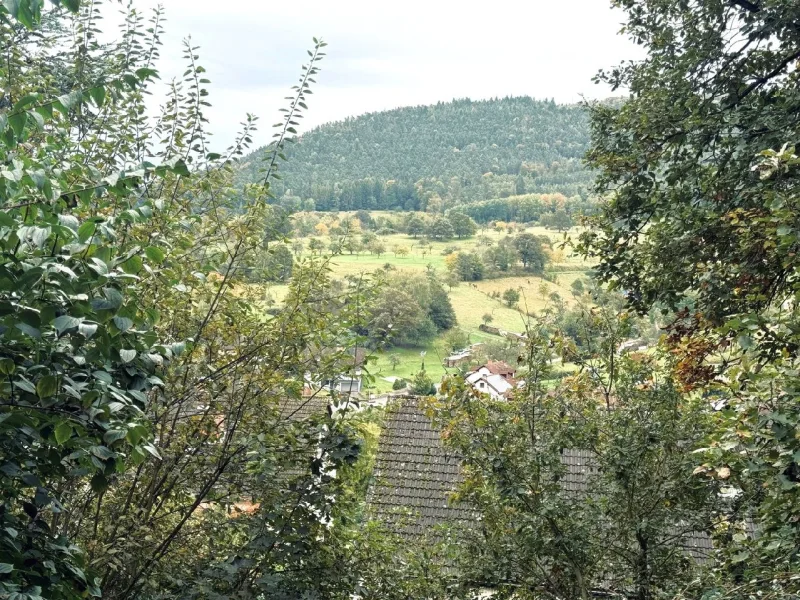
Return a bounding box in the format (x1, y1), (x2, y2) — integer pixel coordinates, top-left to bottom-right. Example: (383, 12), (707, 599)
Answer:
(370, 396), (473, 542)
(559, 448), (714, 562)
(370, 400), (714, 565)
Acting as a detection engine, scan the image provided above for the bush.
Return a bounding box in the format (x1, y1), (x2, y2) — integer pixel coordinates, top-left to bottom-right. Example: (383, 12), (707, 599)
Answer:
(392, 378), (408, 390)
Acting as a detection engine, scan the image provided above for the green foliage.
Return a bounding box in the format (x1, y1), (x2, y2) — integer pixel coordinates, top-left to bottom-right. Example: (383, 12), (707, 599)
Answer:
(409, 370), (435, 396)
(367, 274), (455, 347)
(236, 97), (595, 211)
(0, 5), (404, 599)
(512, 232), (548, 273)
(448, 251), (485, 282)
(581, 1), (800, 595)
(427, 215), (455, 240)
(434, 309), (719, 599)
(447, 211), (477, 238)
(502, 287), (520, 307)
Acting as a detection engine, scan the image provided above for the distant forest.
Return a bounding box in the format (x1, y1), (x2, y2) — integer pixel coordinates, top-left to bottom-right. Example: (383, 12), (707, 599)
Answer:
(236, 97), (595, 215)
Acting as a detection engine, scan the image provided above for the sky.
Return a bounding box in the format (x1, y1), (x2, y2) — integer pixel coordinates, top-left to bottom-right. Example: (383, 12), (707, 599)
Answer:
(121, 0), (642, 149)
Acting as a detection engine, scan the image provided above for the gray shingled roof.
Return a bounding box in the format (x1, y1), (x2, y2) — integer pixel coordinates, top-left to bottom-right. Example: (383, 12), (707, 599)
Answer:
(369, 396), (473, 542)
(370, 397), (714, 564)
(559, 448), (714, 563)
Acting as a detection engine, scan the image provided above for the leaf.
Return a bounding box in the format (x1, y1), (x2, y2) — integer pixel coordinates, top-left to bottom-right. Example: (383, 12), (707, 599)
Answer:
(78, 322), (98, 338)
(92, 371), (112, 384)
(119, 349), (136, 363)
(15, 322), (40, 338)
(90, 473), (108, 494)
(122, 255), (142, 274)
(78, 220), (96, 242)
(13, 377), (36, 394)
(36, 375), (58, 399)
(113, 316), (133, 332)
(0, 358), (14, 375)
(88, 85), (106, 107)
(103, 429), (126, 444)
(54, 422), (72, 445)
(53, 315), (82, 335)
(0, 563), (13, 574)
(8, 112), (26, 137)
(90, 446), (115, 460)
(144, 246), (165, 264)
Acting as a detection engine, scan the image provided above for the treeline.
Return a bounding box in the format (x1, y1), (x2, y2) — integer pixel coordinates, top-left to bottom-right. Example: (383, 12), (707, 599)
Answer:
(452, 192), (593, 224)
(236, 96), (595, 210)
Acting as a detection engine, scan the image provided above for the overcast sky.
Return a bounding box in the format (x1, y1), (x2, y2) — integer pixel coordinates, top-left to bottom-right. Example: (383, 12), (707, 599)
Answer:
(124, 0), (642, 149)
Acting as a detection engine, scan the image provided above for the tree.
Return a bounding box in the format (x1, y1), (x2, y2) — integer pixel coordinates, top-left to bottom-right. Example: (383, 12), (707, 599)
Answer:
(409, 370), (435, 396)
(448, 211), (478, 239)
(427, 216), (455, 240)
(443, 329), (470, 353)
(448, 252), (484, 282)
(570, 278), (585, 297)
(515, 173), (526, 195)
(0, 10), (399, 599)
(427, 283), (457, 331)
(484, 238), (520, 272)
(368, 240), (386, 256)
(292, 239), (305, 255)
(482, 313), (493, 326)
(513, 233), (548, 273)
(308, 237), (326, 253)
(444, 272), (460, 291)
(407, 215), (425, 238)
(432, 311), (719, 600)
(314, 222), (329, 236)
(502, 288), (520, 307)
(394, 245), (410, 258)
(388, 354), (402, 372)
(580, 1), (800, 593)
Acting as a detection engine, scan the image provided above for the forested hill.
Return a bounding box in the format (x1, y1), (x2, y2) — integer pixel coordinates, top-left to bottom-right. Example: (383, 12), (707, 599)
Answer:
(236, 97), (594, 212)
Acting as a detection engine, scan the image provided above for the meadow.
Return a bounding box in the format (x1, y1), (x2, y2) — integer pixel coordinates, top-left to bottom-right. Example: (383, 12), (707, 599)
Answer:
(264, 215), (591, 392)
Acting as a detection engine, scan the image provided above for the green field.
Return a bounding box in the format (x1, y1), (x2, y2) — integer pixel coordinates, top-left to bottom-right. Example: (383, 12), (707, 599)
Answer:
(268, 215), (591, 393)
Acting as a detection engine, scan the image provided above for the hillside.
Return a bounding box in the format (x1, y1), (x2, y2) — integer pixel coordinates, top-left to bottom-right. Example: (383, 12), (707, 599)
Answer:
(237, 97), (594, 212)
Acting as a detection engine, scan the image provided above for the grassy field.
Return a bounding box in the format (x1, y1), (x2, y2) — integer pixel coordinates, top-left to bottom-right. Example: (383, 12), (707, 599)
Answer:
(269, 216), (591, 393)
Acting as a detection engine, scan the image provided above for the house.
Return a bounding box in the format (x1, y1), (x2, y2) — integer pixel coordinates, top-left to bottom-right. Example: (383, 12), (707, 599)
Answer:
(369, 396), (472, 545)
(443, 343), (484, 368)
(368, 396), (716, 596)
(304, 346), (367, 397)
(444, 348), (472, 368)
(465, 360), (518, 399)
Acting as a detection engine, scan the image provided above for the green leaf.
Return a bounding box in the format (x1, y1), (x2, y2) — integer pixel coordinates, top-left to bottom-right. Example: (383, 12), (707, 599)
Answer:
(78, 220), (96, 242)
(53, 315), (82, 335)
(90, 473), (108, 494)
(113, 316), (133, 332)
(13, 94), (38, 112)
(15, 323), (41, 338)
(0, 358), (14, 375)
(103, 429), (126, 444)
(90, 446), (115, 460)
(13, 377), (36, 394)
(122, 254), (142, 274)
(144, 246), (165, 264)
(0, 563), (13, 574)
(8, 112), (26, 137)
(54, 422), (72, 445)
(78, 322), (98, 338)
(36, 375), (58, 398)
(119, 349), (136, 363)
(88, 85), (106, 107)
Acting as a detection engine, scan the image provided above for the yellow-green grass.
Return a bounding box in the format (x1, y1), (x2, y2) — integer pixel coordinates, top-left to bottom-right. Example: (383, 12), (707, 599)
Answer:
(266, 220), (592, 391)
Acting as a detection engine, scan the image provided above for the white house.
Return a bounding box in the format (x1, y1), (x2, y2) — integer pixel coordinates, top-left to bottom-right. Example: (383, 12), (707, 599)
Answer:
(465, 361), (518, 400)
